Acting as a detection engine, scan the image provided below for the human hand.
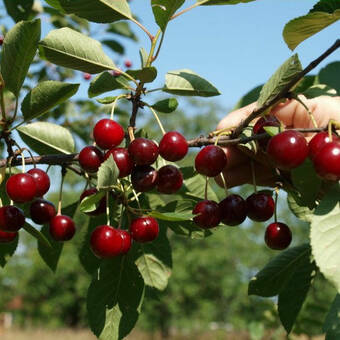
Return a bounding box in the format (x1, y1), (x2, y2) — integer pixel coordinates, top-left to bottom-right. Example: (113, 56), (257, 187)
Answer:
(215, 95), (340, 188)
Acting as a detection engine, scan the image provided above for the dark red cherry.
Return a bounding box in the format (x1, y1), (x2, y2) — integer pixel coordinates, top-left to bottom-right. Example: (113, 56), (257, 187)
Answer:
(0, 230), (18, 243)
(313, 141), (340, 181)
(30, 199), (56, 225)
(246, 193), (274, 222)
(308, 132), (339, 161)
(265, 222), (292, 250)
(0, 206), (25, 232)
(27, 168), (51, 197)
(117, 229), (132, 254)
(131, 165), (158, 192)
(104, 148), (133, 178)
(80, 188), (106, 216)
(49, 215), (75, 241)
(192, 200), (221, 229)
(267, 130), (308, 170)
(253, 116), (280, 148)
(78, 146), (103, 173)
(130, 217), (159, 243)
(124, 59), (132, 68)
(83, 73), (91, 80)
(128, 138), (159, 165)
(90, 225), (123, 258)
(159, 131), (188, 161)
(6, 173), (37, 203)
(93, 119), (125, 150)
(157, 165), (183, 194)
(195, 145), (227, 177)
(0, 36), (3, 46)
(219, 194), (247, 226)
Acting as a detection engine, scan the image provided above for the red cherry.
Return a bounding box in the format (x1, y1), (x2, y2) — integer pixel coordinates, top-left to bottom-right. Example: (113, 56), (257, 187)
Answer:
(267, 130), (308, 170)
(93, 119), (125, 150)
(308, 132), (339, 161)
(117, 229), (132, 254)
(49, 215), (75, 241)
(253, 116), (280, 148)
(131, 165), (158, 192)
(80, 188), (106, 216)
(78, 146), (103, 173)
(90, 225), (123, 258)
(192, 200), (221, 229)
(83, 73), (91, 80)
(27, 168), (50, 197)
(0, 206), (25, 232)
(105, 148), (133, 178)
(124, 59), (132, 68)
(195, 145), (227, 177)
(6, 173), (37, 203)
(0, 230), (18, 243)
(246, 193), (274, 222)
(219, 194), (247, 226)
(265, 222), (292, 250)
(159, 131), (188, 161)
(130, 217), (159, 243)
(30, 199), (56, 225)
(313, 141), (340, 181)
(157, 165), (183, 194)
(128, 138), (159, 165)
(0, 36), (3, 46)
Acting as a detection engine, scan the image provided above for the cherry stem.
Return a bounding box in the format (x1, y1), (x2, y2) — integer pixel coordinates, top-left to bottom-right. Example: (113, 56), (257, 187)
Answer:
(110, 95), (127, 121)
(291, 94), (318, 129)
(106, 191), (110, 226)
(57, 167), (67, 215)
(146, 30), (161, 67)
(0, 197), (2, 208)
(170, 1), (209, 21)
(220, 172), (229, 196)
(250, 160), (257, 193)
(130, 17), (154, 42)
(147, 106), (166, 135)
(328, 120), (340, 141)
(118, 204), (124, 230)
(204, 176), (208, 200)
(274, 188), (279, 223)
(132, 189), (142, 211)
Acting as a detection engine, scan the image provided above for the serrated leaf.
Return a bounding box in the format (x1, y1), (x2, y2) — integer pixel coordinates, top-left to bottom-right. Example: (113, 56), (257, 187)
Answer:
(199, 0), (256, 5)
(97, 155), (119, 190)
(318, 62), (340, 94)
(323, 294), (340, 339)
(303, 84), (337, 98)
(108, 22), (137, 41)
(126, 67), (157, 83)
(139, 48), (148, 68)
(257, 54), (302, 107)
(1, 19), (41, 97)
(23, 222), (52, 249)
(283, 10), (340, 51)
(39, 28), (116, 74)
(151, 0), (185, 31)
(4, 0), (34, 22)
(163, 69), (220, 97)
(18, 122), (75, 155)
(21, 81), (79, 121)
(151, 98), (178, 113)
(287, 193), (314, 222)
(0, 233), (18, 267)
(102, 39), (124, 55)
(80, 190), (106, 213)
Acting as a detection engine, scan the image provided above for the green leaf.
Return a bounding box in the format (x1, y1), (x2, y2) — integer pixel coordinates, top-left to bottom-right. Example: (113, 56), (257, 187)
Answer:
(39, 28), (116, 74)
(108, 22), (137, 41)
(184, 174), (219, 202)
(149, 199), (195, 222)
(45, 0), (64, 11)
(310, 0), (340, 13)
(149, 210), (193, 222)
(4, 0), (34, 22)
(257, 54), (302, 107)
(79, 190), (106, 213)
(1, 19), (41, 97)
(151, 98), (178, 113)
(233, 84), (262, 110)
(315, 183), (340, 216)
(323, 294), (340, 339)
(87, 255), (144, 340)
(311, 204), (340, 293)
(163, 69), (220, 97)
(139, 48), (148, 68)
(102, 40), (124, 55)
(287, 192), (314, 222)
(248, 244), (311, 297)
(303, 84), (337, 98)
(199, 0), (256, 5)
(0, 233), (18, 267)
(17, 122), (75, 155)
(126, 67), (157, 83)
(23, 222), (52, 249)
(151, 0), (185, 31)
(283, 10), (340, 51)
(263, 126), (280, 136)
(168, 220), (213, 239)
(96, 96), (119, 104)
(21, 81), (79, 121)
(318, 62), (340, 94)
(293, 75), (317, 94)
(97, 155), (119, 191)
(88, 72), (130, 98)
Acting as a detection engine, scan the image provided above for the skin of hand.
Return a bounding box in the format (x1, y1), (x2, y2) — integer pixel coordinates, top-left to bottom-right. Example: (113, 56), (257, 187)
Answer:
(215, 95), (340, 189)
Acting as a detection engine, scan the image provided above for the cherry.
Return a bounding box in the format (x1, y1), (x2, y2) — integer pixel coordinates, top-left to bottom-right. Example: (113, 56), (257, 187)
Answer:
(117, 229), (132, 254)
(308, 132), (339, 161)
(0, 230), (17, 243)
(0, 206), (25, 232)
(313, 141), (340, 181)
(49, 215), (75, 241)
(78, 146), (103, 173)
(131, 165), (158, 192)
(80, 188), (106, 216)
(267, 130), (308, 170)
(192, 200), (221, 229)
(246, 193), (274, 222)
(128, 138), (159, 165)
(0, 36), (3, 46)
(112, 70), (122, 77)
(83, 73), (91, 80)
(157, 165), (183, 194)
(30, 199), (57, 225)
(27, 168), (51, 197)
(90, 225), (123, 258)
(93, 119), (125, 150)
(219, 194), (247, 226)
(124, 59), (132, 68)
(105, 147), (133, 178)
(265, 222), (292, 250)
(253, 116), (280, 148)
(130, 216), (159, 243)
(159, 131), (188, 161)
(6, 173), (37, 203)
(195, 145), (227, 177)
